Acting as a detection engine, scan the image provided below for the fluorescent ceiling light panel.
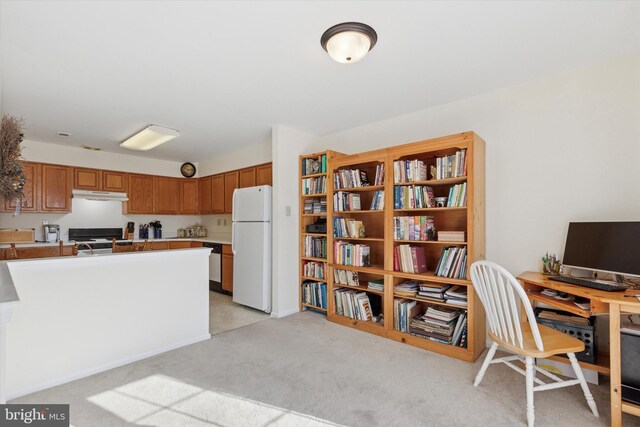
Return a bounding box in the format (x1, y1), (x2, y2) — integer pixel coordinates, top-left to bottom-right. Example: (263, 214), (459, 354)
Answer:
(120, 125), (179, 151)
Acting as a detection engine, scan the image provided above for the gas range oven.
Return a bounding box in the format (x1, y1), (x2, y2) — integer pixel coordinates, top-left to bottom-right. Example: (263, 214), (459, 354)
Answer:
(69, 228), (123, 254)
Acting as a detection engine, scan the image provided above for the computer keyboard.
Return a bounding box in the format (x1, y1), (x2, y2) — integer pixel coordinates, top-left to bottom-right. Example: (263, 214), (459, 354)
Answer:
(549, 275), (629, 292)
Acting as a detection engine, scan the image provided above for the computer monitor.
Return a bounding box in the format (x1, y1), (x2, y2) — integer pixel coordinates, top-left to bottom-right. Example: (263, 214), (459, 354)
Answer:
(562, 222), (640, 279)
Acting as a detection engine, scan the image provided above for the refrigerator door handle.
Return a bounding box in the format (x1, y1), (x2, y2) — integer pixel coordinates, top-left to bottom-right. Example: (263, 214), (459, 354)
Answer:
(231, 222), (237, 255)
(232, 188), (238, 222)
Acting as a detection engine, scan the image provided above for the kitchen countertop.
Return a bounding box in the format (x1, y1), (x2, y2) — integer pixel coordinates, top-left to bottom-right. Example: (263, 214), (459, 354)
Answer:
(0, 234), (232, 248)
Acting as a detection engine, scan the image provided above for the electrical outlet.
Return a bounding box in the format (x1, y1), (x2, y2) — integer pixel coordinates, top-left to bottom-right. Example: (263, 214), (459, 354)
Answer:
(42, 219), (49, 225)
(217, 219), (221, 226)
(285, 206), (291, 216)
(223, 219), (227, 226)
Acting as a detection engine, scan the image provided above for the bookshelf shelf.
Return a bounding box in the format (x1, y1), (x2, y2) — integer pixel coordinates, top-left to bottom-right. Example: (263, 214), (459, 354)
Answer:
(301, 213), (327, 217)
(332, 236), (384, 242)
(334, 283), (385, 296)
(394, 207), (467, 213)
(301, 276), (326, 282)
(333, 209), (384, 214)
(393, 176), (467, 186)
(301, 193), (326, 198)
(301, 172), (327, 179)
(302, 232), (327, 237)
(329, 263), (386, 274)
(301, 303), (328, 312)
(392, 293), (468, 310)
(394, 239), (467, 245)
(301, 256), (327, 262)
(304, 132), (485, 363)
(334, 185), (384, 192)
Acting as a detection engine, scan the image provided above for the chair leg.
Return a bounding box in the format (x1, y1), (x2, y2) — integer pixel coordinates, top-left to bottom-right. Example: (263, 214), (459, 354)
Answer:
(474, 342), (498, 387)
(526, 356), (535, 427)
(568, 353), (599, 417)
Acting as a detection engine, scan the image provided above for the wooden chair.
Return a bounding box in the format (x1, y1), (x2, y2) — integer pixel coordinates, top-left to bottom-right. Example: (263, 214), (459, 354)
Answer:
(112, 239), (137, 253)
(470, 261), (599, 427)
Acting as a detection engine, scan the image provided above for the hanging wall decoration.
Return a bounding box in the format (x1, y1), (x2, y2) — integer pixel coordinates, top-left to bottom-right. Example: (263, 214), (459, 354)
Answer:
(0, 115), (25, 215)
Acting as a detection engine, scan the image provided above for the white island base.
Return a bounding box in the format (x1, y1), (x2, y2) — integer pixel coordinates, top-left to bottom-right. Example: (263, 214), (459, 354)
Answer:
(4, 248), (211, 400)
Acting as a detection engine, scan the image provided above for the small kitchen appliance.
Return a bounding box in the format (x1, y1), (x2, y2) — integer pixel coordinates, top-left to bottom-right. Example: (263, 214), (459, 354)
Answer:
(44, 224), (61, 243)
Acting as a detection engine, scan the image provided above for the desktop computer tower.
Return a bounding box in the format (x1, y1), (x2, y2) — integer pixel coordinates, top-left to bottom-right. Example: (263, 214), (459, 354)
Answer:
(621, 331), (640, 405)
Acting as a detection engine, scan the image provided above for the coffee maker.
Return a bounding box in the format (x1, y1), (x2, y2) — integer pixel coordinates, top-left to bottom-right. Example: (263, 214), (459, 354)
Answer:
(44, 224), (60, 243)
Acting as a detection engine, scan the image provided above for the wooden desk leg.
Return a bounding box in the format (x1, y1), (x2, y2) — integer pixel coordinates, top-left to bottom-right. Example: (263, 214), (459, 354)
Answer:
(610, 303), (622, 427)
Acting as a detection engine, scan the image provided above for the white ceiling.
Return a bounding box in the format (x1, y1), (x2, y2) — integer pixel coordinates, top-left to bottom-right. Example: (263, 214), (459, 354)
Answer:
(1, 1), (639, 162)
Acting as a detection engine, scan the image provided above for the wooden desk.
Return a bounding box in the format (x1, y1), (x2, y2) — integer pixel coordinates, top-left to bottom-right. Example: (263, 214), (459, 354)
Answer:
(517, 272), (640, 427)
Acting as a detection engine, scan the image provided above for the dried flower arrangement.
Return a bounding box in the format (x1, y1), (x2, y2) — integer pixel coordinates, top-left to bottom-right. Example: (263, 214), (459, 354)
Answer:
(0, 115), (25, 213)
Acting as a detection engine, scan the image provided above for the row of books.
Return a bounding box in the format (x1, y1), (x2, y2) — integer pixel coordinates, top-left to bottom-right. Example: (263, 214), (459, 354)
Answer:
(334, 241), (371, 267)
(304, 235), (327, 259)
(302, 154), (327, 176)
(372, 164), (384, 186)
(334, 289), (373, 321)
(435, 149), (467, 180)
(438, 231), (465, 242)
(333, 217), (365, 238)
(394, 159), (428, 183)
(303, 198), (326, 214)
(393, 215), (436, 241)
(446, 183), (467, 207)
(334, 169), (370, 189)
(333, 268), (360, 286)
(370, 190), (384, 210)
(333, 191), (360, 211)
(393, 244), (427, 274)
(302, 281), (327, 309)
(303, 261), (326, 280)
(435, 246), (467, 279)
(394, 280), (420, 296)
(409, 306), (467, 347)
(393, 185), (435, 209)
(368, 279), (384, 292)
(394, 298), (421, 332)
(302, 176), (326, 195)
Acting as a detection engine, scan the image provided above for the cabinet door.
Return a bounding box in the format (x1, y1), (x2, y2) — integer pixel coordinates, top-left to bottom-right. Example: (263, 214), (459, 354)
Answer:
(222, 247), (234, 293)
(126, 174), (154, 214)
(211, 174), (225, 213)
(224, 171), (239, 214)
(103, 171), (127, 192)
(41, 164), (72, 212)
(179, 179), (199, 214)
(154, 177), (179, 214)
(198, 176), (212, 214)
(3, 162), (39, 212)
(74, 168), (101, 190)
(256, 163), (272, 186)
(238, 167), (256, 188)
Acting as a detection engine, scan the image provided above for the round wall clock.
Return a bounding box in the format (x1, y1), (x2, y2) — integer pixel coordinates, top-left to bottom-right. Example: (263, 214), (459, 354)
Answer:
(180, 162), (196, 178)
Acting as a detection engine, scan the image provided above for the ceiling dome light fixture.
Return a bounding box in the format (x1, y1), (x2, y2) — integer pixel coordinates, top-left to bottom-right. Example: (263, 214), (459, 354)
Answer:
(321, 22), (377, 64)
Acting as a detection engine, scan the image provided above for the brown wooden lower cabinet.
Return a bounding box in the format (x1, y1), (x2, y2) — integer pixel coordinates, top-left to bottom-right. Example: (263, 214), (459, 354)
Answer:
(222, 244), (233, 293)
(169, 241), (192, 249)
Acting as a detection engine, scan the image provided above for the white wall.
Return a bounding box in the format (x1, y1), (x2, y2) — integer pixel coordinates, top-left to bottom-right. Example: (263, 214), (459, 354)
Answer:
(21, 139), (190, 177)
(270, 55), (640, 316)
(198, 140), (272, 176)
(0, 199), (202, 241)
(270, 126), (318, 317)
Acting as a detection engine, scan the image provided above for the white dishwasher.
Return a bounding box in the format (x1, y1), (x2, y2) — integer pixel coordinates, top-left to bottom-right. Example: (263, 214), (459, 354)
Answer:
(203, 242), (222, 292)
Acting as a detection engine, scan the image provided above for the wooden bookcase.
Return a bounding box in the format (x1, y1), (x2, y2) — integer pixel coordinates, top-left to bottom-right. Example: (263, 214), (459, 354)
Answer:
(301, 132), (486, 362)
(299, 150), (344, 313)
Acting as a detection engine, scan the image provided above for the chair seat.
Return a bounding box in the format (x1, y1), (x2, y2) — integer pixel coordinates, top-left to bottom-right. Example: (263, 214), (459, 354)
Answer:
(488, 322), (585, 358)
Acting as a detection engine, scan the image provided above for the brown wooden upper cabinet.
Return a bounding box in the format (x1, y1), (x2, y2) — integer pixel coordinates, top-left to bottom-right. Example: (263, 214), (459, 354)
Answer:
(41, 164), (73, 212)
(102, 171), (127, 192)
(3, 161), (40, 212)
(211, 174), (225, 213)
(154, 177), (179, 214)
(256, 163), (272, 186)
(198, 176), (212, 214)
(74, 168), (101, 190)
(224, 171), (238, 214)
(238, 167), (256, 188)
(125, 173), (154, 214)
(179, 179), (199, 215)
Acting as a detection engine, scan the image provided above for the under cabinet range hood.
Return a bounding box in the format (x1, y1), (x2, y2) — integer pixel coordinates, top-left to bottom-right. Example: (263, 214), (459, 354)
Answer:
(72, 189), (129, 202)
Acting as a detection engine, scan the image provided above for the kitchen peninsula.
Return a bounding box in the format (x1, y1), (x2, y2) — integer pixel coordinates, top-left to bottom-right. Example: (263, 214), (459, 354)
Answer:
(0, 247), (211, 401)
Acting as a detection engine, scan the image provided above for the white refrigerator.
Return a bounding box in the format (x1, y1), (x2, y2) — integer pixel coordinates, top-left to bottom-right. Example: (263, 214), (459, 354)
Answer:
(232, 185), (271, 313)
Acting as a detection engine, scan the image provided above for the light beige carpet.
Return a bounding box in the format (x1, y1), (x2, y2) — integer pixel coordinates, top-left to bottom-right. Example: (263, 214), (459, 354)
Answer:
(12, 312), (630, 426)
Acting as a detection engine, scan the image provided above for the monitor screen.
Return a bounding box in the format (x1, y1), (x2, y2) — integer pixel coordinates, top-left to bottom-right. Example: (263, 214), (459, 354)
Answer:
(563, 222), (640, 277)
